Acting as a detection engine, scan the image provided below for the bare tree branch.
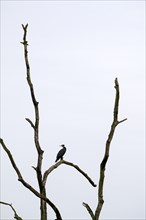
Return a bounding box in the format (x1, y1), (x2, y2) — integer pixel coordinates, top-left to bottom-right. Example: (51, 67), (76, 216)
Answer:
(21, 24), (47, 219)
(0, 139), (23, 180)
(83, 202), (95, 220)
(25, 118), (35, 129)
(94, 78), (127, 219)
(118, 118), (127, 124)
(43, 160), (97, 187)
(0, 138), (62, 220)
(0, 201), (23, 220)
(21, 23), (43, 174)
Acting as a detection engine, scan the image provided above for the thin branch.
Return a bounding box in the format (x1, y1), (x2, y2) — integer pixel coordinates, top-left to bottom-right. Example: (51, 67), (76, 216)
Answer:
(43, 160), (97, 187)
(21, 24), (43, 184)
(0, 139), (23, 180)
(94, 78), (127, 219)
(0, 138), (62, 220)
(118, 118), (127, 124)
(21, 24), (38, 108)
(83, 202), (95, 220)
(25, 118), (35, 129)
(0, 201), (23, 220)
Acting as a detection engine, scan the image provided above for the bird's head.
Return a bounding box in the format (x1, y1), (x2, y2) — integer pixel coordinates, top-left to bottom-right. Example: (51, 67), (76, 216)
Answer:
(60, 144), (65, 148)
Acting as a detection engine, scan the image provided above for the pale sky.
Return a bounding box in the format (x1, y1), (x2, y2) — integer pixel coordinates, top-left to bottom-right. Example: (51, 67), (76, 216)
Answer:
(0, 1), (145, 220)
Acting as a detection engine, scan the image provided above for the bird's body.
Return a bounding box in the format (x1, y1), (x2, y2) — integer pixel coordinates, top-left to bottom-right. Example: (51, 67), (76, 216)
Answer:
(55, 144), (66, 162)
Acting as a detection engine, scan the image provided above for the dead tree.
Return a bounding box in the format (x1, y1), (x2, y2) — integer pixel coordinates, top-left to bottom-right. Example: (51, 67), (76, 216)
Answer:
(0, 24), (126, 220)
(0, 24), (96, 220)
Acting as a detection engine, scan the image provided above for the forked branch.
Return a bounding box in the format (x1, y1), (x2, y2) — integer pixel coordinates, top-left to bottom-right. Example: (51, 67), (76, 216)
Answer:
(83, 78), (127, 220)
(94, 78), (127, 219)
(0, 138), (62, 220)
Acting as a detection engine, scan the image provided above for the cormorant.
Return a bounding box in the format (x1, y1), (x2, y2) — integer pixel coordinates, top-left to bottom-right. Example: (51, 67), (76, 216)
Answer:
(55, 144), (66, 162)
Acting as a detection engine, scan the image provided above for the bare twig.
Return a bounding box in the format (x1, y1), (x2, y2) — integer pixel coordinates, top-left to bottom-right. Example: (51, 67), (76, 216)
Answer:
(118, 118), (127, 124)
(94, 78), (127, 219)
(43, 160), (97, 187)
(0, 138), (62, 220)
(0, 201), (23, 220)
(25, 118), (35, 129)
(83, 202), (95, 220)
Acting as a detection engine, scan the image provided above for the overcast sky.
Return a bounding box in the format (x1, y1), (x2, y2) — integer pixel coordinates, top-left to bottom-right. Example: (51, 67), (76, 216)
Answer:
(1, 1), (145, 220)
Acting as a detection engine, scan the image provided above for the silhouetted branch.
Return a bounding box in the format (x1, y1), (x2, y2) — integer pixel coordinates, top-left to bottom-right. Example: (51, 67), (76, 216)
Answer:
(83, 202), (95, 220)
(21, 24), (47, 219)
(0, 139), (23, 180)
(0, 138), (62, 220)
(21, 23), (43, 154)
(94, 78), (127, 219)
(25, 118), (35, 129)
(118, 118), (127, 124)
(43, 160), (97, 187)
(0, 201), (23, 220)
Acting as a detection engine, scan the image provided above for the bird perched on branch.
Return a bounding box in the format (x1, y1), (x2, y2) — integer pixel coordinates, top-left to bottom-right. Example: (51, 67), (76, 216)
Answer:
(55, 144), (66, 162)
